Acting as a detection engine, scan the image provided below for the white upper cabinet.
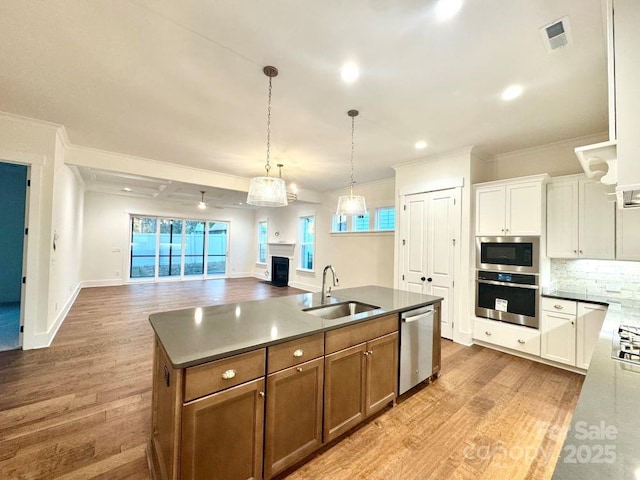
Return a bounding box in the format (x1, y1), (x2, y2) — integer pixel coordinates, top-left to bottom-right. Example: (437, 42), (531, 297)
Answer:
(475, 175), (547, 236)
(547, 176), (615, 259)
(616, 207), (640, 261)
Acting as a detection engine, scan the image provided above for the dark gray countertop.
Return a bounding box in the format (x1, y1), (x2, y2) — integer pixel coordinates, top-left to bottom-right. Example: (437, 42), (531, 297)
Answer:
(149, 285), (442, 369)
(547, 291), (640, 479)
(542, 289), (611, 307)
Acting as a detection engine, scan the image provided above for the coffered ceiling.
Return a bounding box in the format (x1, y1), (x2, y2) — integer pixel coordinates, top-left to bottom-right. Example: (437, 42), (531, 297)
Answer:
(0, 0), (608, 194)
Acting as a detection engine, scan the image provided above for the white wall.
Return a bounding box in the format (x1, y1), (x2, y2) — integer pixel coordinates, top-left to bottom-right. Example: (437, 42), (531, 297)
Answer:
(81, 191), (255, 285)
(475, 133), (608, 182)
(0, 112), (84, 348)
(253, 179), (396, 292)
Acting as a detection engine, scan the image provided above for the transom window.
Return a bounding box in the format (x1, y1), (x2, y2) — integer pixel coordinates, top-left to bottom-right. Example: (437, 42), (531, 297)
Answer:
(330, 207), (395, 233)
(257, 221), (267, 264)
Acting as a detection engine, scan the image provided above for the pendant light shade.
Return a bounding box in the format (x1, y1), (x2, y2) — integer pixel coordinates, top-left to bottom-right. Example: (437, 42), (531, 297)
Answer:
(336, 109), (367, 216)
(247, 176), (288, 207)
(247, 66), (288, 207)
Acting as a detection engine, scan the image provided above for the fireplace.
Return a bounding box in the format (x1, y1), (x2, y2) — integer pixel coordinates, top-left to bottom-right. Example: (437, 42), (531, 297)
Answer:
(271, 256), (289, 287)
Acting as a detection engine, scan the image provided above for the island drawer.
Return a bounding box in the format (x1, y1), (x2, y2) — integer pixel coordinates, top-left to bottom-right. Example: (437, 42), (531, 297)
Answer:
(542, 297), (577, 315)
(267, 333), (324, 374)
(325, 314), (398, 355)
(184, 349), (266, 402)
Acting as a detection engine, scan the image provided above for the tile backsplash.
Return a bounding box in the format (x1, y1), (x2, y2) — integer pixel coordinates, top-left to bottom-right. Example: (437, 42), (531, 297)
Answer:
(551, 259), (640, 304)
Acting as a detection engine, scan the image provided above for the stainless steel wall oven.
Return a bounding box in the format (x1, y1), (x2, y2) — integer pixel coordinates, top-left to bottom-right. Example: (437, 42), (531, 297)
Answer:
(475, 236), (540, 329)
(475, 270), (539, 329)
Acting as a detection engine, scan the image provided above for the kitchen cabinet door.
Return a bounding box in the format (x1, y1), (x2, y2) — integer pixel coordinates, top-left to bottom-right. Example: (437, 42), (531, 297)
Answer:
(576, 303), (607, 370)
(547, 181), (579, 258)
(365, 332), (398, 417)
(506, 182), (543, 235)
(181, 378), (265, 480)
(323, 343), (367, 443)
(617, 206), (640, 261)
(476, 186), (506, 236)
(541, 311), (576, 366)
(579, 179), (615, 259)
(264, 357), (324, 479)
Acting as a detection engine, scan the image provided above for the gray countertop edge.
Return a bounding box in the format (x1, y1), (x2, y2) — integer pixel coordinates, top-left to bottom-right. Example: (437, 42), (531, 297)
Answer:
(541, 290), (611, 307)
(551, 299), (640, 479)
(149, 285), (443, 369)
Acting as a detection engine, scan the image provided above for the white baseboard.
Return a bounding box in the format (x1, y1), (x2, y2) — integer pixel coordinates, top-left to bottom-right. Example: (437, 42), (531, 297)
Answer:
(229, 272), (253, 279)
(23, 282), (81, 349)
(288, 281), (316, 292)
(81, 279), (125, 288)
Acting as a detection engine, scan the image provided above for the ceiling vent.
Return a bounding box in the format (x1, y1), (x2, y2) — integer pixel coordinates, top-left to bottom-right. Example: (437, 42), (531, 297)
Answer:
(539, 16), (573, 53)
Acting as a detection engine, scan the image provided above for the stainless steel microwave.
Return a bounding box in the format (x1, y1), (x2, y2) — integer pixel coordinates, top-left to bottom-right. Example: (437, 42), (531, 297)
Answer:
(476, 236), (540, 274)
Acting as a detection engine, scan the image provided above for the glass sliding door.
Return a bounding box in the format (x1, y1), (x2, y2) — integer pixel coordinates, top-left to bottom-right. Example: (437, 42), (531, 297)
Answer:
(207, 221), (228, 275)
(130, 216), (157, 278)
(159, 219), (183, 277)
(184, 220), (205, 276)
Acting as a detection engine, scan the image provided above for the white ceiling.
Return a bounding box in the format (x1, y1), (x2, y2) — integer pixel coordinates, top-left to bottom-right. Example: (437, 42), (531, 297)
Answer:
(0, 0), (608, 195)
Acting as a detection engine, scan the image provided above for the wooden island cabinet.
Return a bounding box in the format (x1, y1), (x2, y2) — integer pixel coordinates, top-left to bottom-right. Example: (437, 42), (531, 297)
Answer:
(150, 306), (440, 480)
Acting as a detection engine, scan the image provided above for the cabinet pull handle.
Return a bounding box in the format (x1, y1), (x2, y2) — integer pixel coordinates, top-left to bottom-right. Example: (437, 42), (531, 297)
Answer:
(293, 349), (304, 357)
(367, 350), (373, 355)
(485, 331), (492, 336)
(571, 321), (575, 326)
(258, 391), (265, 397)
(221, 369), (236, 380)
(573, 250), (577, 254)
(554, 305), (563, 310)
(296, 367), (303, 372)
(517, 339), (525, 344)
(364, 351), (369, 356)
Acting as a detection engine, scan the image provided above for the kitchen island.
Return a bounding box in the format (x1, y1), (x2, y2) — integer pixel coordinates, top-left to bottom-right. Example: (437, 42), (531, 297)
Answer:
(148, 285), (442, 480)
(547, 291), (640, 480)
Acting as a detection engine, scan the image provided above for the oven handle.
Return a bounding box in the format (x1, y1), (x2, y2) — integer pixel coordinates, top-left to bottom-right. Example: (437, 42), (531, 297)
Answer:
(477, 279), (539, 290)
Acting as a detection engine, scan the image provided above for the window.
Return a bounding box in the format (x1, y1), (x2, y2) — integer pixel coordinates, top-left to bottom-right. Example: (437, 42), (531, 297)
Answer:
(299, 216), (315, 271)
(208, 222), (228, 275)
(376, 207), (396, 231)
(184, 220), (205, 275)
(352, 213), (370, 232)
(159, 219), (183, 277)
(257, 221), (267, 263)
(129, 215), (229, 280)
(331, 214), (347, 232)
(130, 216), (157, 278)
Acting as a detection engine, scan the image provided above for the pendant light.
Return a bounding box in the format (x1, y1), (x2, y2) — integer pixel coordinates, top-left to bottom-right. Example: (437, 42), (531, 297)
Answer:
(336, 109), (367, 215)
(277, 163), (297, 203)
(247, 66), (288, 207)
(197, 191), (207, 210)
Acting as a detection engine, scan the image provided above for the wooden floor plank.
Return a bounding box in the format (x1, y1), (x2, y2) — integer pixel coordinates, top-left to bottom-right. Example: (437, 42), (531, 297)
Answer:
(0, 279), (584, 479)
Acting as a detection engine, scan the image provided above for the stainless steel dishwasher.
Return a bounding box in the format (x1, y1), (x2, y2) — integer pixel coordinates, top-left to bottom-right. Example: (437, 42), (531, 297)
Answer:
(399, 305), (435, 395)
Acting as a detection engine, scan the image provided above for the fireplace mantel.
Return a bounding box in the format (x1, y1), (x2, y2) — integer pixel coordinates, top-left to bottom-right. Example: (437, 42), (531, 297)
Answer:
(267, 243), (295, 257)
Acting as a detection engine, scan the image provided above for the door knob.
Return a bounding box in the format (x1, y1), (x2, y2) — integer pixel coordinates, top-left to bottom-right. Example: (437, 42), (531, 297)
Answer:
(421, 277), (426, 281)
(427, 277), (433, 282)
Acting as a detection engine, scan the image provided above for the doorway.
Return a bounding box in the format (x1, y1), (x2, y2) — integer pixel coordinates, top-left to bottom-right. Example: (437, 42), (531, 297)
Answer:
(0, 162), (28, 351)
(400, 187), (460, 340)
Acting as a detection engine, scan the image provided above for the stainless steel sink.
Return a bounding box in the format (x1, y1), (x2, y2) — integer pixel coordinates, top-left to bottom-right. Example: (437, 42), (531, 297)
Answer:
(302, 301), (379, 320)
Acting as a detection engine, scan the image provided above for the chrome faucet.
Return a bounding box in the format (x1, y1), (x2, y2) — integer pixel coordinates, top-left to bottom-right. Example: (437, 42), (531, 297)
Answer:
(321, 265), (338, 302)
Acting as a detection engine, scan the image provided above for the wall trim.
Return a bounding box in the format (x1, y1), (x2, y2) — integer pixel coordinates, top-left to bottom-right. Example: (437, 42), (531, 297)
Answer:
(82, 279), (125, 288)
(288, 280), (315, 292)
(24, 282), (81, 349)
(489, 132), (609, 163)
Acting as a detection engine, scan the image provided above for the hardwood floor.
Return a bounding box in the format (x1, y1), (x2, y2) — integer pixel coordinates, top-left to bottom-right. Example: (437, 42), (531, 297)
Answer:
(0, 279), (584, 479)
(0, 278), (303, 480)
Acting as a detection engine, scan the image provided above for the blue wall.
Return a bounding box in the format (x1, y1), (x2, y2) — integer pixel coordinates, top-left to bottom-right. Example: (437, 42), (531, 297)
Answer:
(0, 162), (28, 304)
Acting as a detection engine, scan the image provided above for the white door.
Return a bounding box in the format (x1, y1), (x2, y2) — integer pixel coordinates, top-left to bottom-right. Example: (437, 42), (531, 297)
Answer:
(401, 188), (459, 340)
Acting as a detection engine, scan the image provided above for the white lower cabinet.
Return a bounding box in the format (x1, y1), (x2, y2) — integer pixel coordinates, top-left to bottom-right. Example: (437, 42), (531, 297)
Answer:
(541, 311), (576, 366)
(476, 299), (607, 371)
(473, 317), (541, 356)
(576, 303), (607, 369)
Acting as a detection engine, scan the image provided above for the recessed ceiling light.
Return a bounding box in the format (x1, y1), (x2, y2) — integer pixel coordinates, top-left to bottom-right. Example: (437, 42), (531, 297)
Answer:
(122, 187), (132, 192)
(435, 0), (463, 21)
(415, 141), (428, 150)
(341, 62), (360, 83)
(501, 84), (524, 101)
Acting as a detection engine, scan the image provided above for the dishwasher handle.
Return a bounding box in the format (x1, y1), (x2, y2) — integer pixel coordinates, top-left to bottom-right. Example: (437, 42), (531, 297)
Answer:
(401, 306), (434, 323)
